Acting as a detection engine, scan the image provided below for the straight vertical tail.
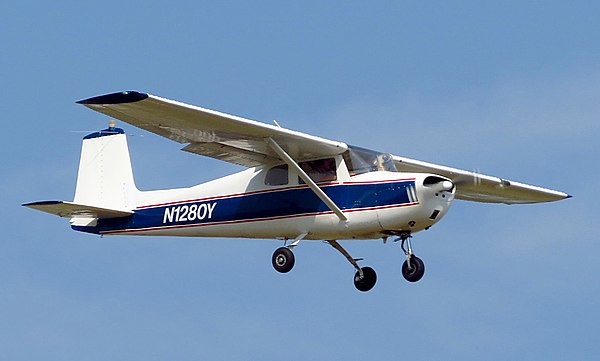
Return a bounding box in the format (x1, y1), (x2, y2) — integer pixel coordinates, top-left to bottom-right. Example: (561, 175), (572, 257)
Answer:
(73, 123), (140, 211)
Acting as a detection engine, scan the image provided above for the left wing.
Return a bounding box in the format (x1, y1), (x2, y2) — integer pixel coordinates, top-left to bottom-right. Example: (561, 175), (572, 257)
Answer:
(393, 155), (570, 204)
(77, 91), (347, 167)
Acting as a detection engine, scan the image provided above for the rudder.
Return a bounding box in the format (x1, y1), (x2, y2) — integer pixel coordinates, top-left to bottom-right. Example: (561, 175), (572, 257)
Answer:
(73, 123), (139, 211)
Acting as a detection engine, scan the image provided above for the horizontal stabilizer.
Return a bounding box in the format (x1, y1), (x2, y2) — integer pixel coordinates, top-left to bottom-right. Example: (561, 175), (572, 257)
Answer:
(22, 201), (133, 219)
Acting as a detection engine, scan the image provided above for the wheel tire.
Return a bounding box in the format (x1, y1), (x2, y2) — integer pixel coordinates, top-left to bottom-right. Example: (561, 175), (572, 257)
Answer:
(402, 255), (425, 282)
(272, 247), (295, 273)
(354, 266), (377, 292)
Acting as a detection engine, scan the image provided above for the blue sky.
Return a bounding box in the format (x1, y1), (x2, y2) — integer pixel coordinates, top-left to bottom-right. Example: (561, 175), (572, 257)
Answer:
(1, 1), (598, 360)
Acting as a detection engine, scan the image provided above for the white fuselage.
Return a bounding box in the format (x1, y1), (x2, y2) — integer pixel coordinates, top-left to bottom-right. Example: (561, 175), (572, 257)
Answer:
(74, 155), (455, 241)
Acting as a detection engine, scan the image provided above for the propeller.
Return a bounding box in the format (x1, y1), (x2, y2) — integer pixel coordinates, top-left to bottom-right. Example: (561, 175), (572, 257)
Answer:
(423, 176), (455, 192)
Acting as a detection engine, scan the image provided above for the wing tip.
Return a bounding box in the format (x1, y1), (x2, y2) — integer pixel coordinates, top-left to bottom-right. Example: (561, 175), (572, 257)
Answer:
(77, 91), (149, 105)
(22, 200), (63, 207)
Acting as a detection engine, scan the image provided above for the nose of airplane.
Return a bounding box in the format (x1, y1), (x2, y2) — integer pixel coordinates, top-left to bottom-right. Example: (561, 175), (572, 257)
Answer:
(423, 176), (455, 193)
(441, 180), (454, 191)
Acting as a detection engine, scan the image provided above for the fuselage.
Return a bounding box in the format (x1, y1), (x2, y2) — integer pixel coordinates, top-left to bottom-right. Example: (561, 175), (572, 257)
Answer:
(73, 154), (456, 240)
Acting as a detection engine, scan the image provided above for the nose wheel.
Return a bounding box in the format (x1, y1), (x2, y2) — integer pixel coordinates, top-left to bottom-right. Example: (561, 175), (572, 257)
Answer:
(399, 233), (425, 282)
(402, 255), (425, 282)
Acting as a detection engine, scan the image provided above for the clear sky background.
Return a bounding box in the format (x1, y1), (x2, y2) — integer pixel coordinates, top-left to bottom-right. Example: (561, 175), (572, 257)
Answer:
(1, 1), (598, 360)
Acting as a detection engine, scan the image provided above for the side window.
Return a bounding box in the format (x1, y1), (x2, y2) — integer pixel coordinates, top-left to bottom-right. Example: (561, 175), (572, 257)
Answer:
(298, 158), (337, 183)
(265, 164), (288, 186)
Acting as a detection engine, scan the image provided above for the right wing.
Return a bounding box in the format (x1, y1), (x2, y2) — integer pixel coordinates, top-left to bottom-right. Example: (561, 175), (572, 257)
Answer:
(77, 91), (347, 167)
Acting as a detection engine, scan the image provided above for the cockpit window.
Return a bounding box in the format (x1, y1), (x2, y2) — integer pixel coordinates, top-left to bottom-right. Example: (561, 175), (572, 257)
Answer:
(265, 164), (288, 186)
(298, 157), (337, 183)
(343, 146), (397, 176)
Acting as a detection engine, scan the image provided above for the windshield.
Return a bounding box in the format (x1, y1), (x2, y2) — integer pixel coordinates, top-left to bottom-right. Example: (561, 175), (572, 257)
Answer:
(343, 146), (397, 176)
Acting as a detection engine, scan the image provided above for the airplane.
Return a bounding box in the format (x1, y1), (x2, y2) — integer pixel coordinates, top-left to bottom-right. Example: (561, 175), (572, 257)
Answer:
(23, 91), (570, 292)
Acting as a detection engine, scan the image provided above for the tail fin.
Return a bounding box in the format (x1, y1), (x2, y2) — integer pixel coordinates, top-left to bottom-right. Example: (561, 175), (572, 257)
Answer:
(73, 123), (140, 211)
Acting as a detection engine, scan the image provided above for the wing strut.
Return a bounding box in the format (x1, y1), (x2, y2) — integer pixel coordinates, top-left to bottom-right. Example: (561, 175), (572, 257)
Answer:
(266, 138), (348, 222)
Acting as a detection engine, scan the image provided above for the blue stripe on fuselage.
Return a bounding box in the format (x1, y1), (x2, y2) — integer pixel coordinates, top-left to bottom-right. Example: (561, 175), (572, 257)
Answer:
(72, 180), (416, 234)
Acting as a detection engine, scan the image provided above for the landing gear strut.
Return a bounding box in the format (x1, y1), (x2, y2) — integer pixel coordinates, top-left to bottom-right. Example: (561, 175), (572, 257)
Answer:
(398, 233), (425, 282)
(327, 240), (377, 292)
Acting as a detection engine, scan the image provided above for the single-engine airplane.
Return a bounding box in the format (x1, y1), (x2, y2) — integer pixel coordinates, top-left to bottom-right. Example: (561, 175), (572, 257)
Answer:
(24, 91), (570, 291)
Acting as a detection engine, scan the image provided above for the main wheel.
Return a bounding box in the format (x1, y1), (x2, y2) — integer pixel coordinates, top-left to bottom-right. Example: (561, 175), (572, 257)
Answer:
(402, 255), (425, 282)
(354, 266), (377, 292)
(272, 247), (295, 273)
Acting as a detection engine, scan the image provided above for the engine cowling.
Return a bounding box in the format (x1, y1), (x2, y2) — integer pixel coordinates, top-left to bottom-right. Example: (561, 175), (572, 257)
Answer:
(376, 173), (456, 233)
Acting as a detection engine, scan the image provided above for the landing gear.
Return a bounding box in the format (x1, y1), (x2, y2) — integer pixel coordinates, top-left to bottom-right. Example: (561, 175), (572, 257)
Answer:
(327, 240), (377, 292)
(354, 266), (377, 292)
(398, 232), (425, 282)
(270, 232), (426, 289)
(402, 255), (425, 282)
(272, 247), (295, 273)
(271, 233), (306, 274)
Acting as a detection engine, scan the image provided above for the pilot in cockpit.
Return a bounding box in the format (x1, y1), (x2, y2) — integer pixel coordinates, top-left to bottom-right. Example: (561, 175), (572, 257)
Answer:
(300, 158), (337, 183)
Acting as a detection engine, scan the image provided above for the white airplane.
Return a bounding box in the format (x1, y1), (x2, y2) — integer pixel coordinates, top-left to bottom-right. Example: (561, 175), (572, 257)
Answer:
(24, 91), (570, 291)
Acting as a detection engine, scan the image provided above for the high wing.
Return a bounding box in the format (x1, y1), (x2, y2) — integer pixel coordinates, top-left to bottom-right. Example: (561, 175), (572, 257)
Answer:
(78, 91), (569, 204)
(77, 91), (347, 167)
(393, 155), (570, 204)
